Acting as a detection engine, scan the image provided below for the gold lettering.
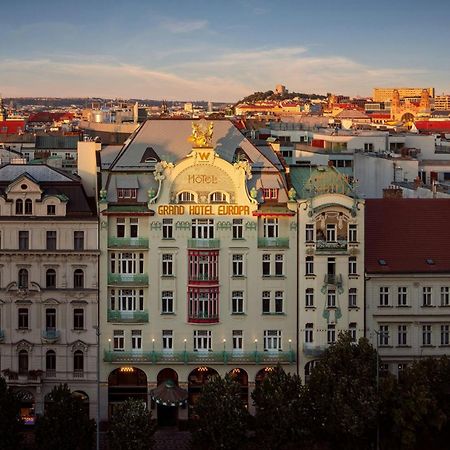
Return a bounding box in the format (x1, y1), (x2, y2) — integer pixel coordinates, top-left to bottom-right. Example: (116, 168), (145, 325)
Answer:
(187, 174), (218, 184)
(198, 151), (210, 161)
(158, 205), (185, 215)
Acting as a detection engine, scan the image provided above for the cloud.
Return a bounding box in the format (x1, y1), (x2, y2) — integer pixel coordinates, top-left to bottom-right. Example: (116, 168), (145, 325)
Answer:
(160, 19), (208, 33)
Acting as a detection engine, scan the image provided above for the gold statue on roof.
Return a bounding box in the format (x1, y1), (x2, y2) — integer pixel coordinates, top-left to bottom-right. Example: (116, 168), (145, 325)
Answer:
(188, 121), (214, 147)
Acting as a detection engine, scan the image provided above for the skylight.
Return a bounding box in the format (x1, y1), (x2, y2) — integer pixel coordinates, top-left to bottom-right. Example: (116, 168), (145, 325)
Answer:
(378, 259), (387, 266)
(426, 259), (435, 265)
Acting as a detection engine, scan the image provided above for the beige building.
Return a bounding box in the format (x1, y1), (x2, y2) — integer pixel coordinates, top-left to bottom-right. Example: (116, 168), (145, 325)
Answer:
(0, 164), (99, 422)
(434, 95), (450, 110)
(373, 87), (435, 102)
(96, 120), (297, 425)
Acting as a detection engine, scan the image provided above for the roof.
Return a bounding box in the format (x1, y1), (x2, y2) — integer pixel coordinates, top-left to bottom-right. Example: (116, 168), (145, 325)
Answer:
(0, 120), (26, 134)
(414, 120), (450, 132)
(365, 199), (450, 273)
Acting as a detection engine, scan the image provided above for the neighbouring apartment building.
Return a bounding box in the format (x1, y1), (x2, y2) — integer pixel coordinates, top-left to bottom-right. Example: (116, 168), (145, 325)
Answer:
(0, 164), (99, 422)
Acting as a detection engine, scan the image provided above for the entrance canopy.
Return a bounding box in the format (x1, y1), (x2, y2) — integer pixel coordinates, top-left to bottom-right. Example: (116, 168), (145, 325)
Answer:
(150, 380), (188, 407)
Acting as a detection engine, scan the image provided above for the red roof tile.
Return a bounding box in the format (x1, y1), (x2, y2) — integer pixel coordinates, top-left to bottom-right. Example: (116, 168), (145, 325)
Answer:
(414, 120), (450, 132)
(0, 120), (25, 134)
(365, 199), (450, 274)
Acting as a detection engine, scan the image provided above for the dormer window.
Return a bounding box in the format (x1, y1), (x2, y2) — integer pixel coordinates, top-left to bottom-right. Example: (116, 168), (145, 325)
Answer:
(262, 188), (278, 201)
(24, 199), (32, 215)
(177, 191), (196, 204)
(16, 199), (23, 215)
(117, 188), (137, 201)
(47, 205), (56, 216)
(209, 191), (228, 203)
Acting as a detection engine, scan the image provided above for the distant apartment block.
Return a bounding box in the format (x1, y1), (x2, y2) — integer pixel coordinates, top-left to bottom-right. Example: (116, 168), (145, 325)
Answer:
(373, 87), (435, 102)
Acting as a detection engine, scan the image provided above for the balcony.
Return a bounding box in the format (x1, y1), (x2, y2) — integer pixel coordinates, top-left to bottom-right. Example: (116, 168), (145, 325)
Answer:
(187, 239), (220, 249)
(258, 237), (289, 248)
(107, 309), (149, 323)
(315, 239), (348, 253)
(108, 273), (149, 285)
(41, 329), (60, 343)
(108, 237), (149, 248)
(323, 273), (343, 288)
(104, 349), (295, 365)
(188, 275), (219, 282)
(303, 343), (328, 358)
(188, 313), (219, 324)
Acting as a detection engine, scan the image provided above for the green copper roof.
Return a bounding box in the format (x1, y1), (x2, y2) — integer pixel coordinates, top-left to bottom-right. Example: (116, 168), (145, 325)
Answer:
(299, 165), (355, 198)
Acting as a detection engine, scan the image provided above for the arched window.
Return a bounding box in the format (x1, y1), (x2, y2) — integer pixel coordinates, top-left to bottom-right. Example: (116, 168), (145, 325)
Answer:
(74, 351), (84, 376)
(24, 199), (32, 215)
(209, 191), (228, 203)
(18, 350), (28, 375)
(177, 191), (196, 204)
(18, 269), (28, 289)
(74, 269), (84, 289)
(46, 269), (56, 289)
(15, 199), (23, 215)
(46, 350), (56, 377)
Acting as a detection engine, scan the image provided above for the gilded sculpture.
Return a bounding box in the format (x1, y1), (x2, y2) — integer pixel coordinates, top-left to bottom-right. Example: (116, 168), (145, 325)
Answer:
(188, 121), (214, 147)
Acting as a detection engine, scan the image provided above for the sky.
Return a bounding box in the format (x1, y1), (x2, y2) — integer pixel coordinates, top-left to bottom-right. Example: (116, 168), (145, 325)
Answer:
(1, 0), (450, 102)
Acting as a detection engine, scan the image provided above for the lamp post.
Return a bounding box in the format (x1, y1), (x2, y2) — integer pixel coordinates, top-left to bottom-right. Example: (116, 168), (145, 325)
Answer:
(108, 338), (111, 352)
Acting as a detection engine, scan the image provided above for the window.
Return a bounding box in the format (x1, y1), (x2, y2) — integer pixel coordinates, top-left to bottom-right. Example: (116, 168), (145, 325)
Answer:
(398, 325), (407, 346)
(188, 251), (218, 281)
(24, 199), (32, 215)
(232, 291), (244, 314)
(326, 224), (336, 242)
(327, 290), (336, 308)
(46, 350), (56, 376)
(47, 205), (56, 216)
(348, 257), (357, 275)
(262, 188), (278, 200)
(262, 291), (270, 314)
(131, 330), (142, 350)
(379, 325), (389, 346)
(45, 308), (56, 330)
(46, 231), (57, 250)
(178, 191), (196, 203)
(110, 252), (145, 275)
(422, 325), (432, 346)
(441, 325), (449, 345)
(305, 224), (314, 242)
(306, 256), (314, 275)
(18, 308), (29, 329)
(16, 199), (23, 215)
(275, 254), (283, 276)
(19, 231), (29, 250)
(349, 323), (357, 342)
(423, 287), (432, 306)
(18, 268), (28, 289)
(188, 288), (219, 321)
(349, 288), (357, 308)
(162, 330), (173, 350)
(73, 309), (84, 330)
(117, 188), (137, 200)
(74, 231), (84, 250)
(161, 291), (174, 314)
(130, 218), (138, 238)
(232, 219), (243, 239)
(162, 219), (173, 239)
(232, 330), (243, 351)
(116, 218), (125, 238)
(110, 289), (144, 312)
(194, 330), (212, 351)
(18, 350), (28, 375)
(379, 287), (390, 306)
(191, 219), (214, 239)
(305, 323), (313, 343)
(232, 254), (244, 276)
(305, 288), (314, 307)
(327, 324), (336, 344)
(441, 287), (450, 306)
(74, 350), (84, 375)
(275, 291), (284, 313)
(262, 254), (271, 276)
(264, 330), (282, 351)
(74, 269), (84, 289)
(263, 218), (278, 238)
(348, 224), (357, 242)
(46, 269), (56, 289)
(113, 330), (125, 351)
(398, 287), (408, 306)
(210, 191), (228, 203)
(162, 254), (174, 276)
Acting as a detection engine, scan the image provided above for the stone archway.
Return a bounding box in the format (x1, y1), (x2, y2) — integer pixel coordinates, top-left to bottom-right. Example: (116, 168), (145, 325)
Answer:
(228, 368), (249, 407)
(108, 367), (147, 417)
(188, 367), (219, 418)
(154, 368), (183, 427)
(255, 367), (275, 386)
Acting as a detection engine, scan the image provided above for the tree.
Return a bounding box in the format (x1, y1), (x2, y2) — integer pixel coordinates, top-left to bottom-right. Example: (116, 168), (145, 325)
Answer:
(35, 384), (95, 450)
(0, 376), (22, 450)
(304, 333), (378, 450)
(108, 398), (157, 450)
(192, 374), (249, 450)
(251, 366), (305, 450)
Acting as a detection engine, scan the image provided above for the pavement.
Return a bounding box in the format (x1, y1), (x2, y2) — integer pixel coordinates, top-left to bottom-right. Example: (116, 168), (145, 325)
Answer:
(154, 428), (192, 450)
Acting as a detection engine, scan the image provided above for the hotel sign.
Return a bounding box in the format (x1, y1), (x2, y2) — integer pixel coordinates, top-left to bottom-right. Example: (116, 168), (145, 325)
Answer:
(157, 204), (251, 216)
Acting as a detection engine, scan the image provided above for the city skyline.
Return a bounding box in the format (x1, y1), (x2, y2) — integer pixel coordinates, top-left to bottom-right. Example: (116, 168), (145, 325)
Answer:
(1, 0), (449, 101)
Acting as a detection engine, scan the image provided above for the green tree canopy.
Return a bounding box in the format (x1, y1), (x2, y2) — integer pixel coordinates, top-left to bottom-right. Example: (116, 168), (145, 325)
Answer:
(0, 376), (22, 450)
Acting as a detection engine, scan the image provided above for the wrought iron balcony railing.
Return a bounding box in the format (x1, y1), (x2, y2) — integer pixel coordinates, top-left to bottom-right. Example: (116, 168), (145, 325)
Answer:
(108, 237), (149, 248)
(107, 309), (149, 323)
(108, 273), (149, 285)
(258, 237), (289, 248)
(187, 239), (220, 249)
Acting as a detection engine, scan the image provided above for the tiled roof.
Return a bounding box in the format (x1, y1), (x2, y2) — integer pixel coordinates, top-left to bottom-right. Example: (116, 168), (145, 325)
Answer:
(0, 120), (25, 134)
(365, 199), (450, 273)
(414, 120), (450, 132)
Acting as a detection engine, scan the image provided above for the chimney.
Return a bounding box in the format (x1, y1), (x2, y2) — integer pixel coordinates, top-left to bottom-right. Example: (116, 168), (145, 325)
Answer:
(383, 186), (403, 199)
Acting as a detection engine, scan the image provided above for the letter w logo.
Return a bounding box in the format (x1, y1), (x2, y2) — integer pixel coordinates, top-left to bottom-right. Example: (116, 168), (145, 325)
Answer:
(198, 152), (210, 161)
